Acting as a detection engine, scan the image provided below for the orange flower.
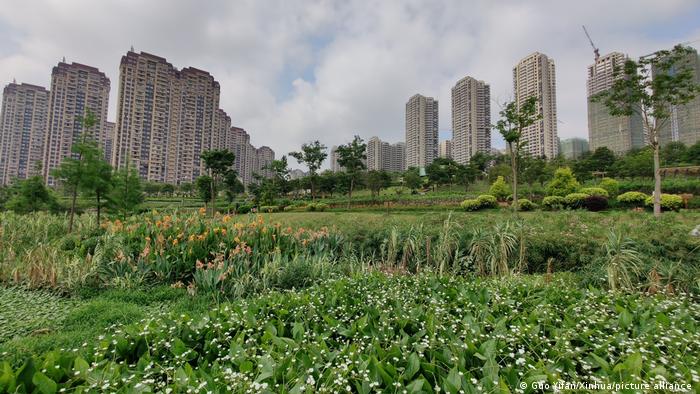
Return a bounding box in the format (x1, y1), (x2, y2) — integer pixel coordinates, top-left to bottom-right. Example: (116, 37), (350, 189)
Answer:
(172, 239), (179, 246)
(199, 207), (206, 215)
(221, 228), (227, 236)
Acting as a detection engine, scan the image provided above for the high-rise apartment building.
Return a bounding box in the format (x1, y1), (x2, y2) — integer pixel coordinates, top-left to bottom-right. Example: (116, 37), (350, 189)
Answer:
(366, 136), (405, 172)
(405, 94), (438, 169)
(559, 137), (589, 159)
(113, 51), (178, 182)
(330, 146), (341, 172)
(256, 146), (275, 179)
(0, 82), (50, 185)
(389, 142), (406, 173)
(451, 76), (490, 164)
(43, 61), (110, 184)
(587, 52), (645, 154)
(114, 51), (223, 184)
(173, 67), (221, 183)
(654, 47), (700, 146)
(439, 140), (452, 159)
(104, 121), (115, 163)
(513, 52), (558, 158)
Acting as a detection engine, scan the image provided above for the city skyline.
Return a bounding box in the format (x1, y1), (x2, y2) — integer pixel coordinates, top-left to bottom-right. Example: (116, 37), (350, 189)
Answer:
(1, 1), (699, 170)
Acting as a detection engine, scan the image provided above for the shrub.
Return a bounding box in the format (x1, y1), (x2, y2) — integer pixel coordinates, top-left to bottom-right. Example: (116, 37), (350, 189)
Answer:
(306, 203), (329, 212)
(516, 198), (536, 211)
(546, 167), (580, 197)
(460, 199), (482, 211)
(283, 206), (294, 212)
(583, 195), (608, 212)
(236, 204), (252, 214)
(564, 193), (589, 209)
(616, 191), (648, 207)
(542, 196), (565, 210)
(476, 194), (498, 208)
(259, 205), (280, 213)
(599, 178), (619, 197)
(579, 187), (609, 198)
(488, 176), (511, 201)
(645, 194), (683, 212)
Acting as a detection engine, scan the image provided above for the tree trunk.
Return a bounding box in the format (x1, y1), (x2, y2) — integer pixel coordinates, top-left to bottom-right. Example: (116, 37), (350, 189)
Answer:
(509, 142), (518, 212)
(653, 144), (662, 217)
(69, 186), (77, 233)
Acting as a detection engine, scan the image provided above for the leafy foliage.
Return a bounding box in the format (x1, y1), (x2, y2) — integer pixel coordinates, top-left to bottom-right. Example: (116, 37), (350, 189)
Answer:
(617, 191), (649, 207)
(488, 176), (510, 201)
(546, 167), (580, 197)
(645, 194), (683, 212)
(2, 274), (698, 392)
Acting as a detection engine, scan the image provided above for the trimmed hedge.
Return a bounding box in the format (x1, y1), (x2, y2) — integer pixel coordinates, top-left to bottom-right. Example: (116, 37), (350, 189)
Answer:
(542, 196), (565, 210)
(616, 191), (648, 207)
(476, 194), (498, 208)
(516, 199), (536, 211)
(564, 193), (589, 209)
(460, 199), (482, 211)
(306, 203), (329, 212)
(645, 194), (683, 212)
(579, 187), (609, 198)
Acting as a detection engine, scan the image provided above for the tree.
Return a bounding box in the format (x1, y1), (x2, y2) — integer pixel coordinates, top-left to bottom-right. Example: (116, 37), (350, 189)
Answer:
(222, 171), (245, 205)
(686, 141), (700, 165)
(426, 157), (458, 189)
(318, 171), (337, 198)
(588, 147), (617, 173)
(545, 167), (580, 197)
(196, 175), (213, 211)
(108, 163), (143, 220)
(593, 45), (700, 216)
(5, 176), (59, 213)
(493, 97), (541, 211)
(402, 167), (422, 192)
(201, 150), (236, 216)
(520, 155), (549, 187)
(50, 110), (104, 232)
(455, 164), (479, 192)
(469, 152), (492, 173)
(661, 141), (687, 165)
(289, 141), (327, 200)
(264, 156), (291, 196)
(366, 170), (391, 197)
(86, 152), (112, 225)
(336, 135), (367, 205)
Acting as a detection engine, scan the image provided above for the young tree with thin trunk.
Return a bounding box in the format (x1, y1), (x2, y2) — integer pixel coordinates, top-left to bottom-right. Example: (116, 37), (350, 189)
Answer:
(201, 149), (236, 217)
(336, 136), (366, 208)
(593, 45), (700, 216)
(50, 110), (101, 232)
(493, 97), (540, 212)
(108, 160), (143, 220)
(289, 141), (327, 201)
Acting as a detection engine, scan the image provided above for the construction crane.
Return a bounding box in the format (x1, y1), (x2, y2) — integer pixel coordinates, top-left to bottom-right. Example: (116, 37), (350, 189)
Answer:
(582, 25), (600, 61)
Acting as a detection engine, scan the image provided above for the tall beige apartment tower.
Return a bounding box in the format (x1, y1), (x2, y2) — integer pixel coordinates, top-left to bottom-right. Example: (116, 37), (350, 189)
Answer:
(655, 47), (700, 146)
(44, 61), (110, 185)
(256, 146), (275, 179)
(438, 140), (452, 159)
(367, 136), (405, 172)
(0, 82), (49, 185)
(405, 94), (438, 169)
(587, 52), (645, 154)
(173, 67), (221, 183)
(513, 52), (558, 158)
(113, 51), (179, 182)
(114, 51), (221, 184)
(451, 76), (490, 164)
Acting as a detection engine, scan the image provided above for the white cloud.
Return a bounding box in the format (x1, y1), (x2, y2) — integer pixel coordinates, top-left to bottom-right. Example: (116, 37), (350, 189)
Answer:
(0, 0), (698, 169)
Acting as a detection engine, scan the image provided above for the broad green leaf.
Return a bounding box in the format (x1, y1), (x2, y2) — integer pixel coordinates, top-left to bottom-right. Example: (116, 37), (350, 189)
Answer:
(32, 371), (57, 394)
(0, 362), (16, 393)
(405, 353), (420, 379)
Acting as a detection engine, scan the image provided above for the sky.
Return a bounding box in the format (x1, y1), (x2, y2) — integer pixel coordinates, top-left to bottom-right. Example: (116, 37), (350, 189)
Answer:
(1, 0), (699, 169)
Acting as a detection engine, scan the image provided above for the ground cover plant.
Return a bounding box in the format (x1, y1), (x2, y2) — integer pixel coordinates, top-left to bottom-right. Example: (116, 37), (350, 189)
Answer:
(1, 274), (698, 393)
